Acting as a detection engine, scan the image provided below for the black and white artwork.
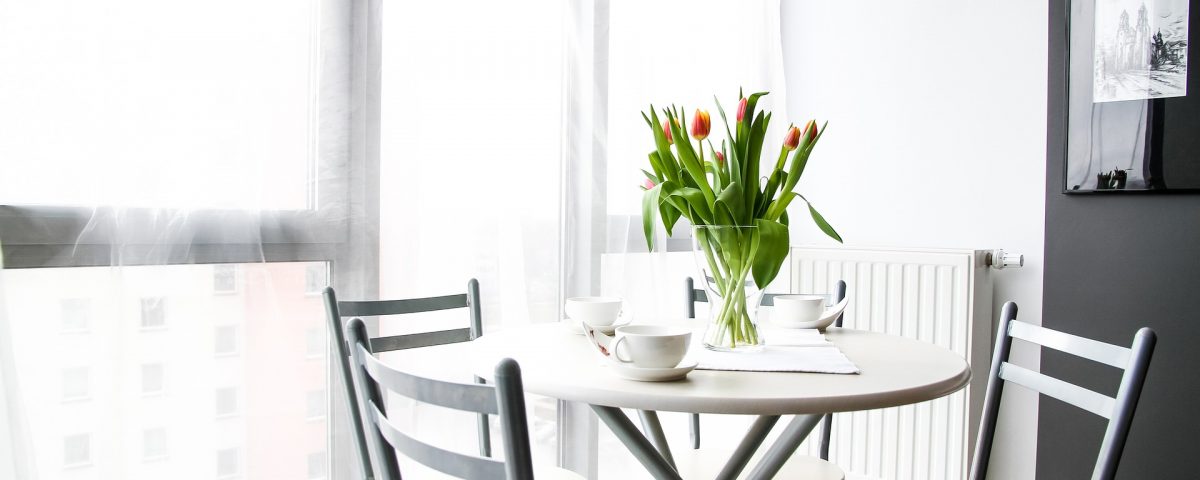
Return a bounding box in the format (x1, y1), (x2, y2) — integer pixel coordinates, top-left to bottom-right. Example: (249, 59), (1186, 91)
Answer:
(1093, 0), (1189, 102)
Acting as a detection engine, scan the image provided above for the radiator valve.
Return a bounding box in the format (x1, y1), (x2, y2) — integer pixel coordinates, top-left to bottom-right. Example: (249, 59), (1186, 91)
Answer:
(988, 249), (1023, 269)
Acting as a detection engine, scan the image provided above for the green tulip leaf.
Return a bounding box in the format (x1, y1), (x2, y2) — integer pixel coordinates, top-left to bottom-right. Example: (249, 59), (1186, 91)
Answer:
(805, 200), (843, 243)
(751, 219), (789, 288)
(642, 184), (661, 251)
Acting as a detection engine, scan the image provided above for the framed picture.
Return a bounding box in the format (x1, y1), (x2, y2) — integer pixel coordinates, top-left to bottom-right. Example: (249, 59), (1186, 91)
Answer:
(1066, 0), (1197, 192)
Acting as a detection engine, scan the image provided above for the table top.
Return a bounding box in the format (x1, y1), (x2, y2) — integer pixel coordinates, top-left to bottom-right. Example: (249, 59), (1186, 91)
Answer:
(383, 323), (971, 416)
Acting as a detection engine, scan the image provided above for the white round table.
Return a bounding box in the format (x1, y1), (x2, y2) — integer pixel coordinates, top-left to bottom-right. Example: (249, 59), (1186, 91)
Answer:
(384, 323), (970, 480)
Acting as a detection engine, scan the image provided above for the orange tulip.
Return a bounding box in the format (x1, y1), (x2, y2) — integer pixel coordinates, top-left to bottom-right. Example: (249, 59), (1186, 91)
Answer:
(803, 120), (818, 143)
(736, 98), (748, 123)
(663, 119), (675, 145)
(782, 126), (801, 151)
(690, 109), (711, 141)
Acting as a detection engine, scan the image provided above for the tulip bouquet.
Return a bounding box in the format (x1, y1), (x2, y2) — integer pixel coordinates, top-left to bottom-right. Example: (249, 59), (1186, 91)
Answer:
(640, 91), (841, 350)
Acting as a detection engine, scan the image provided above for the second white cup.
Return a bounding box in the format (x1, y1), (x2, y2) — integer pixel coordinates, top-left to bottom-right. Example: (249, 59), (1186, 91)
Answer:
(610, 325), (691, 368)
(565, 296), (623, 326)
(772, 295), (827, 328)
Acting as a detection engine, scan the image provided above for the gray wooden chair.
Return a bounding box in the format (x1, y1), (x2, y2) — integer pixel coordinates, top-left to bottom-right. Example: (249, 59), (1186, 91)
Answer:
(969, 302), (1156, 480)
(684, 277), (847, 460)
(344, 317), (560, 479)
(323, 280), (489, 479)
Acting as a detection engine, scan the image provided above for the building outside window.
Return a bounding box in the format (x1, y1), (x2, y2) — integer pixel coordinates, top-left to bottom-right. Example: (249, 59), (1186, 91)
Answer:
(142, 427), (168, 461)
(215, 387), (238, 418)
(139, 297), (166, 329)
(216, 447), (239, 478)
(59, 298), (91, 332)
(303, 264), (326, 296)
(213, 264), (239, 294)
(141, 363), (165, 396)
(214, 325), (238, 356)
(62, 433), (90, 468)
(61, 367), (89, 402)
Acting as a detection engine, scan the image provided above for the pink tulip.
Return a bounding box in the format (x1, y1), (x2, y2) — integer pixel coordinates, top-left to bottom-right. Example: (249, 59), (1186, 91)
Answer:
(714, 151), (725, 167)
(663, 120), (674, 145)
(643, 178), (656, 189)
(736, 98), (748, 123)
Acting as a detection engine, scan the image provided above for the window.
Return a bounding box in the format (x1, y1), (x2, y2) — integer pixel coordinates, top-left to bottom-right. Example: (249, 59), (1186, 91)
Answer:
(142, 427), (168, 461)
(61, 367), (89, 401)
(216, 448), (240, 478)
(307, 451), (327, 480)
(305, 327), (325, 359)
(304, 263), (326, 295)
(63, 434), (90, 468)
(306, 390), (326, 421)
(215, 387), (239, 418)
(140, 297), (166, 329)
(213, 264), (239, 294)
(60, 298), (90, 332)
(214, 326), (238, 356)
(141, 363), (165, 395)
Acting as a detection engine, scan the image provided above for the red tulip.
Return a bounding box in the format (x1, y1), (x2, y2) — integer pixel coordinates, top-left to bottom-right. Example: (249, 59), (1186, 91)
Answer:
(663, 119), (675, 145)
(714, 151), (725, 167)
(643, 178), (656, 189)
(736, 98), (748, 123)
(690, 109), (711, 141)
(803, 119), (818, 143)
(782, 126), (801, 151)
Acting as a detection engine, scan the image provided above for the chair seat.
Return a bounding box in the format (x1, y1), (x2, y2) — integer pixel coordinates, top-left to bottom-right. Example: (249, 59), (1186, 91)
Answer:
(673, 448), (844, 480)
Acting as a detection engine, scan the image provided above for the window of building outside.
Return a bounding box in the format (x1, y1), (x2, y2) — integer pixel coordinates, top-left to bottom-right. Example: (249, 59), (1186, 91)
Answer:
(63, 433), (91, 468)
(307, 451), (327, 480)
(141, 363), (165, 396)
(214, 325), (239, 356)
(61, 367), (89, 402)
(305, 389), (326, 421)
(60, 298), (91, 333)
(215, 387), (239, 418)
(213, 265), (240, 294)
(143, 427), (168, 461)
(140, 297), (166, 329)
(216, 448), (240, 478)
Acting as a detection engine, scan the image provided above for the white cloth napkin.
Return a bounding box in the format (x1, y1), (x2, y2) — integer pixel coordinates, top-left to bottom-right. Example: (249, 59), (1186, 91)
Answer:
(688, 330), (860, 374)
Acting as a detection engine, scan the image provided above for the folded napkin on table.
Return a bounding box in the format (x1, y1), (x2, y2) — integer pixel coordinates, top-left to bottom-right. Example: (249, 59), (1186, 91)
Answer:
(688, 329), (860, 374)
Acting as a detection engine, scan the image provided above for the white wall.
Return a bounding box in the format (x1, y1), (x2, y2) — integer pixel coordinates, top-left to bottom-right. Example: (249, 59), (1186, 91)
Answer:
(779, 3), (1047, 479)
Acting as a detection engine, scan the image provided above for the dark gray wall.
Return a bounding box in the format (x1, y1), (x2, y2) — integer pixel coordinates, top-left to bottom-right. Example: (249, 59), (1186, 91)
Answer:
(1041, 0), (1200, 478)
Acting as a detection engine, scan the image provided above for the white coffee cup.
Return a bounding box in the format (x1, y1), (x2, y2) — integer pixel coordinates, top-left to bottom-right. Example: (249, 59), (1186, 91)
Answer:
(772, 295), (827, 328)
(610, 325), (691, 368)
(565, 297), (623, 326)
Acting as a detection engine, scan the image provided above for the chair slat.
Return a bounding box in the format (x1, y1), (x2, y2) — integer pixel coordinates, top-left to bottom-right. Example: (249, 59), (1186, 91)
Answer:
(368, 402), (506, 480)
(357, 344), (499, 415)
(1009, 320), (1131, 368)
(369, 328), (472, 352)
(1000, 362), (1115, 419)
(339, 294), (469, 317)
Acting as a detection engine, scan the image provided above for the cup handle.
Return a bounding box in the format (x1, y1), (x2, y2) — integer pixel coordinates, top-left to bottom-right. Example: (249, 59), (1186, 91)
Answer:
(611, 335), (634, 363)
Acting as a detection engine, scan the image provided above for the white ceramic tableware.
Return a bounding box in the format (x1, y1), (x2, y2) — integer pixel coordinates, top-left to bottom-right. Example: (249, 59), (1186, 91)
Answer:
(772, 295), (826, 328)
(610, 325), (692, 368)
(562, 316), (631, 335)
(771, 295), (851, 331)
(608, 359), (698, 382)
(565, 296), (624, 326)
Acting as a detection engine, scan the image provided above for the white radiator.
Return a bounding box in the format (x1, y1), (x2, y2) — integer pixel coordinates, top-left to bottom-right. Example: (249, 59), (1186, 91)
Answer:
(785, 246), (993, 480)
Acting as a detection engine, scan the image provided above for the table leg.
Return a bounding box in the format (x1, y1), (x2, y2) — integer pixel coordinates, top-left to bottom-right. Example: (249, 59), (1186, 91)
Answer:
(714, 415), (780, 480)
(558, 400), (598, 479)
(636, 410), (676, 468)
(590, 406), (682, 480)
(744, 414), (824, 480)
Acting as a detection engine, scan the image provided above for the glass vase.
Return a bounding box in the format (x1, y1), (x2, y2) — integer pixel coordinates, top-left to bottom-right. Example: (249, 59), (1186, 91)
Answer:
(692, 225), (766, 352)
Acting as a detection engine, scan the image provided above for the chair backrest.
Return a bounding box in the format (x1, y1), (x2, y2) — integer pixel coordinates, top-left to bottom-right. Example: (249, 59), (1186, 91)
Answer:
(970, 302), (1156, 480)
(684, 277), (847, 328)
(344, 317), (534, 480)
(323, 280), (484, 479)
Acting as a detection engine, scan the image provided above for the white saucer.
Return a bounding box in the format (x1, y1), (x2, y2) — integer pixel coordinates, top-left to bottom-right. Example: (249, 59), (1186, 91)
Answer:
(607, 359), (698, 382)
(561, 317), (631, 336)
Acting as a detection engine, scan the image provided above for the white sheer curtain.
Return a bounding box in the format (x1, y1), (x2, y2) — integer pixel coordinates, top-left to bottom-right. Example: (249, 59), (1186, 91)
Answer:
(0, 1), (371, 479)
